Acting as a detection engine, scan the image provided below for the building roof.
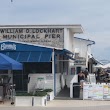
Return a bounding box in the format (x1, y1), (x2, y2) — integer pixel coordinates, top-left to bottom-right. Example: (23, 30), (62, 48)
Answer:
(0, 24), (84, 34)
(74, 37), (95, 44)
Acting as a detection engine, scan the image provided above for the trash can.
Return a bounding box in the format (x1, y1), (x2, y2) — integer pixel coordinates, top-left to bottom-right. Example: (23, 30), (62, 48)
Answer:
(73, 83), (80, 98)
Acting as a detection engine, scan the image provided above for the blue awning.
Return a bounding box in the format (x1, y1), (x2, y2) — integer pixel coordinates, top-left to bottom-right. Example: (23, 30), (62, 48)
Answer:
(0, 41), (75, 62)
(0, 41), (53, 62)
(0, 53), (23, 70)
(1, 51), (52, 62)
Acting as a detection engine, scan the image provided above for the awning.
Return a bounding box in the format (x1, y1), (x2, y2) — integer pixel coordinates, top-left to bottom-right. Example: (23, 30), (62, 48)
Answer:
(55, 49), (75, 60)
(88, 53), (103, 65)
(1, 51), (52, 62)
(0, 53), (22, 70)
(0, 41), (75, 62)
(1, 49), (74, 62)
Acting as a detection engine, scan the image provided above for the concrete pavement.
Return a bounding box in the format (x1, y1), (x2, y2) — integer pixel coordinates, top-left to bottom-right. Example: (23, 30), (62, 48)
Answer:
(0, 88), (110, 110)
(0, 106), (110, 110)
(1, 99), (110, 109)
(46, 99), (110, 107)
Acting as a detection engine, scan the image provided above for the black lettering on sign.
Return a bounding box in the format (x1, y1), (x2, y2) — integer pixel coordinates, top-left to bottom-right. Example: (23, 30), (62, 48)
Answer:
(26, 29), (29, 33)
(57, 34), (60, 38)
(36, 35), (40, 39)
(40, 29), (43, 33)
(52, 34), (55, 38)
(3, 35), (8, 39)
(44, 29), (48, 33)
(51, 29), (56, 33)
(13, 35), (17, 39)
(18, 29), (23, 33)
(45, 34), (61, 38)
(36, 29), (39, 33)
(45, 34), (48, 38)
(20, 34), (24, 39)
(31, 34), (36, 39)
(0, 29), (5, 33)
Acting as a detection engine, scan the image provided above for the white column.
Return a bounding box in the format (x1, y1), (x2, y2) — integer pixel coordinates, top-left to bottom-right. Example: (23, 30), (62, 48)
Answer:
(64, 28), (69, 50)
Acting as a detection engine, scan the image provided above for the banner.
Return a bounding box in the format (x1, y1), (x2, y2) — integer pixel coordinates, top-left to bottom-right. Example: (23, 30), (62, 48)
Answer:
(92, 84), (103, 100)
(103, 84), (110, 100)
(83, 83), (110, 100)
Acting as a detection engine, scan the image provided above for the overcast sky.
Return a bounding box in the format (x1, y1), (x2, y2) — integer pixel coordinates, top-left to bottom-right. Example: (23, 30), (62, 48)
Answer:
(0, 0), (110, 62)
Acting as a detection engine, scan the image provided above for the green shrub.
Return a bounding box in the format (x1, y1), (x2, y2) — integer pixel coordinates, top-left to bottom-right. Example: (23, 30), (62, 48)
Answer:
(44, 89), (53, 92)
(16, 92), (33, 96)
(34, 91), (47, 96)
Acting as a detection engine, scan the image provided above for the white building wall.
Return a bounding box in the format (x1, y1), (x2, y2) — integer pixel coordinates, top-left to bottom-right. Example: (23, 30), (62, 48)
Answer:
(64, 28), (74, 74)
(73, 38), (92, 58)
(73, 38), (94, 71)
(64, 28), (69, 50)
(73, 38), (88, 58)
(64, 28), (74, 52)
(87, 45), (92, 55)
(69, 30), (74, 52)
(28, 73), (61, 95)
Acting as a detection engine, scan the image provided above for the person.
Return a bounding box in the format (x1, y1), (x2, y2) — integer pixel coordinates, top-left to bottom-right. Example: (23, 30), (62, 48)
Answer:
(96, 69), (101, 82)
(78, 71), (85, 89)
(83, 68), (88, 81)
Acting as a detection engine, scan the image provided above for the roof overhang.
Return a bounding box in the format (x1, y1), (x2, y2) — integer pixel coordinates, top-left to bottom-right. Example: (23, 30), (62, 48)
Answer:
(0, 24), (84, 34)
(74, 37), (95, 44)
(88, 53), (103, 65)
(89, 57), (103, 65)
(55, 49), (75, 61)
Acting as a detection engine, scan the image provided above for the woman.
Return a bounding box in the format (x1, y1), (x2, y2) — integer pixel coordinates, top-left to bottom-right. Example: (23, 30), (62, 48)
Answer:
(78, 71), (85, 89)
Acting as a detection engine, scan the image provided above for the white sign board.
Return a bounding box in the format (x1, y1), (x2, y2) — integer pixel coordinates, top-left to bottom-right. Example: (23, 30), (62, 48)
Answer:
(89, 74), (96, 83)
(92, 84), (103, 100)
(103, 84), (110, 100)
(0, 28), (64, 48)
(83, 83), (103, 100)
(83, 84), (90, 99)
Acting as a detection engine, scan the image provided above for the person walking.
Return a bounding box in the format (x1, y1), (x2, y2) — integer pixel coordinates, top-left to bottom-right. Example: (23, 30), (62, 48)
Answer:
(83, 68), (88, 82)
(78, 71), (85, 89)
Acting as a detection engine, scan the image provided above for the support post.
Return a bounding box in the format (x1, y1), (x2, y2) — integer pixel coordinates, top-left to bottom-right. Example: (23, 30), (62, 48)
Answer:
(52, 49), (56, 96)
